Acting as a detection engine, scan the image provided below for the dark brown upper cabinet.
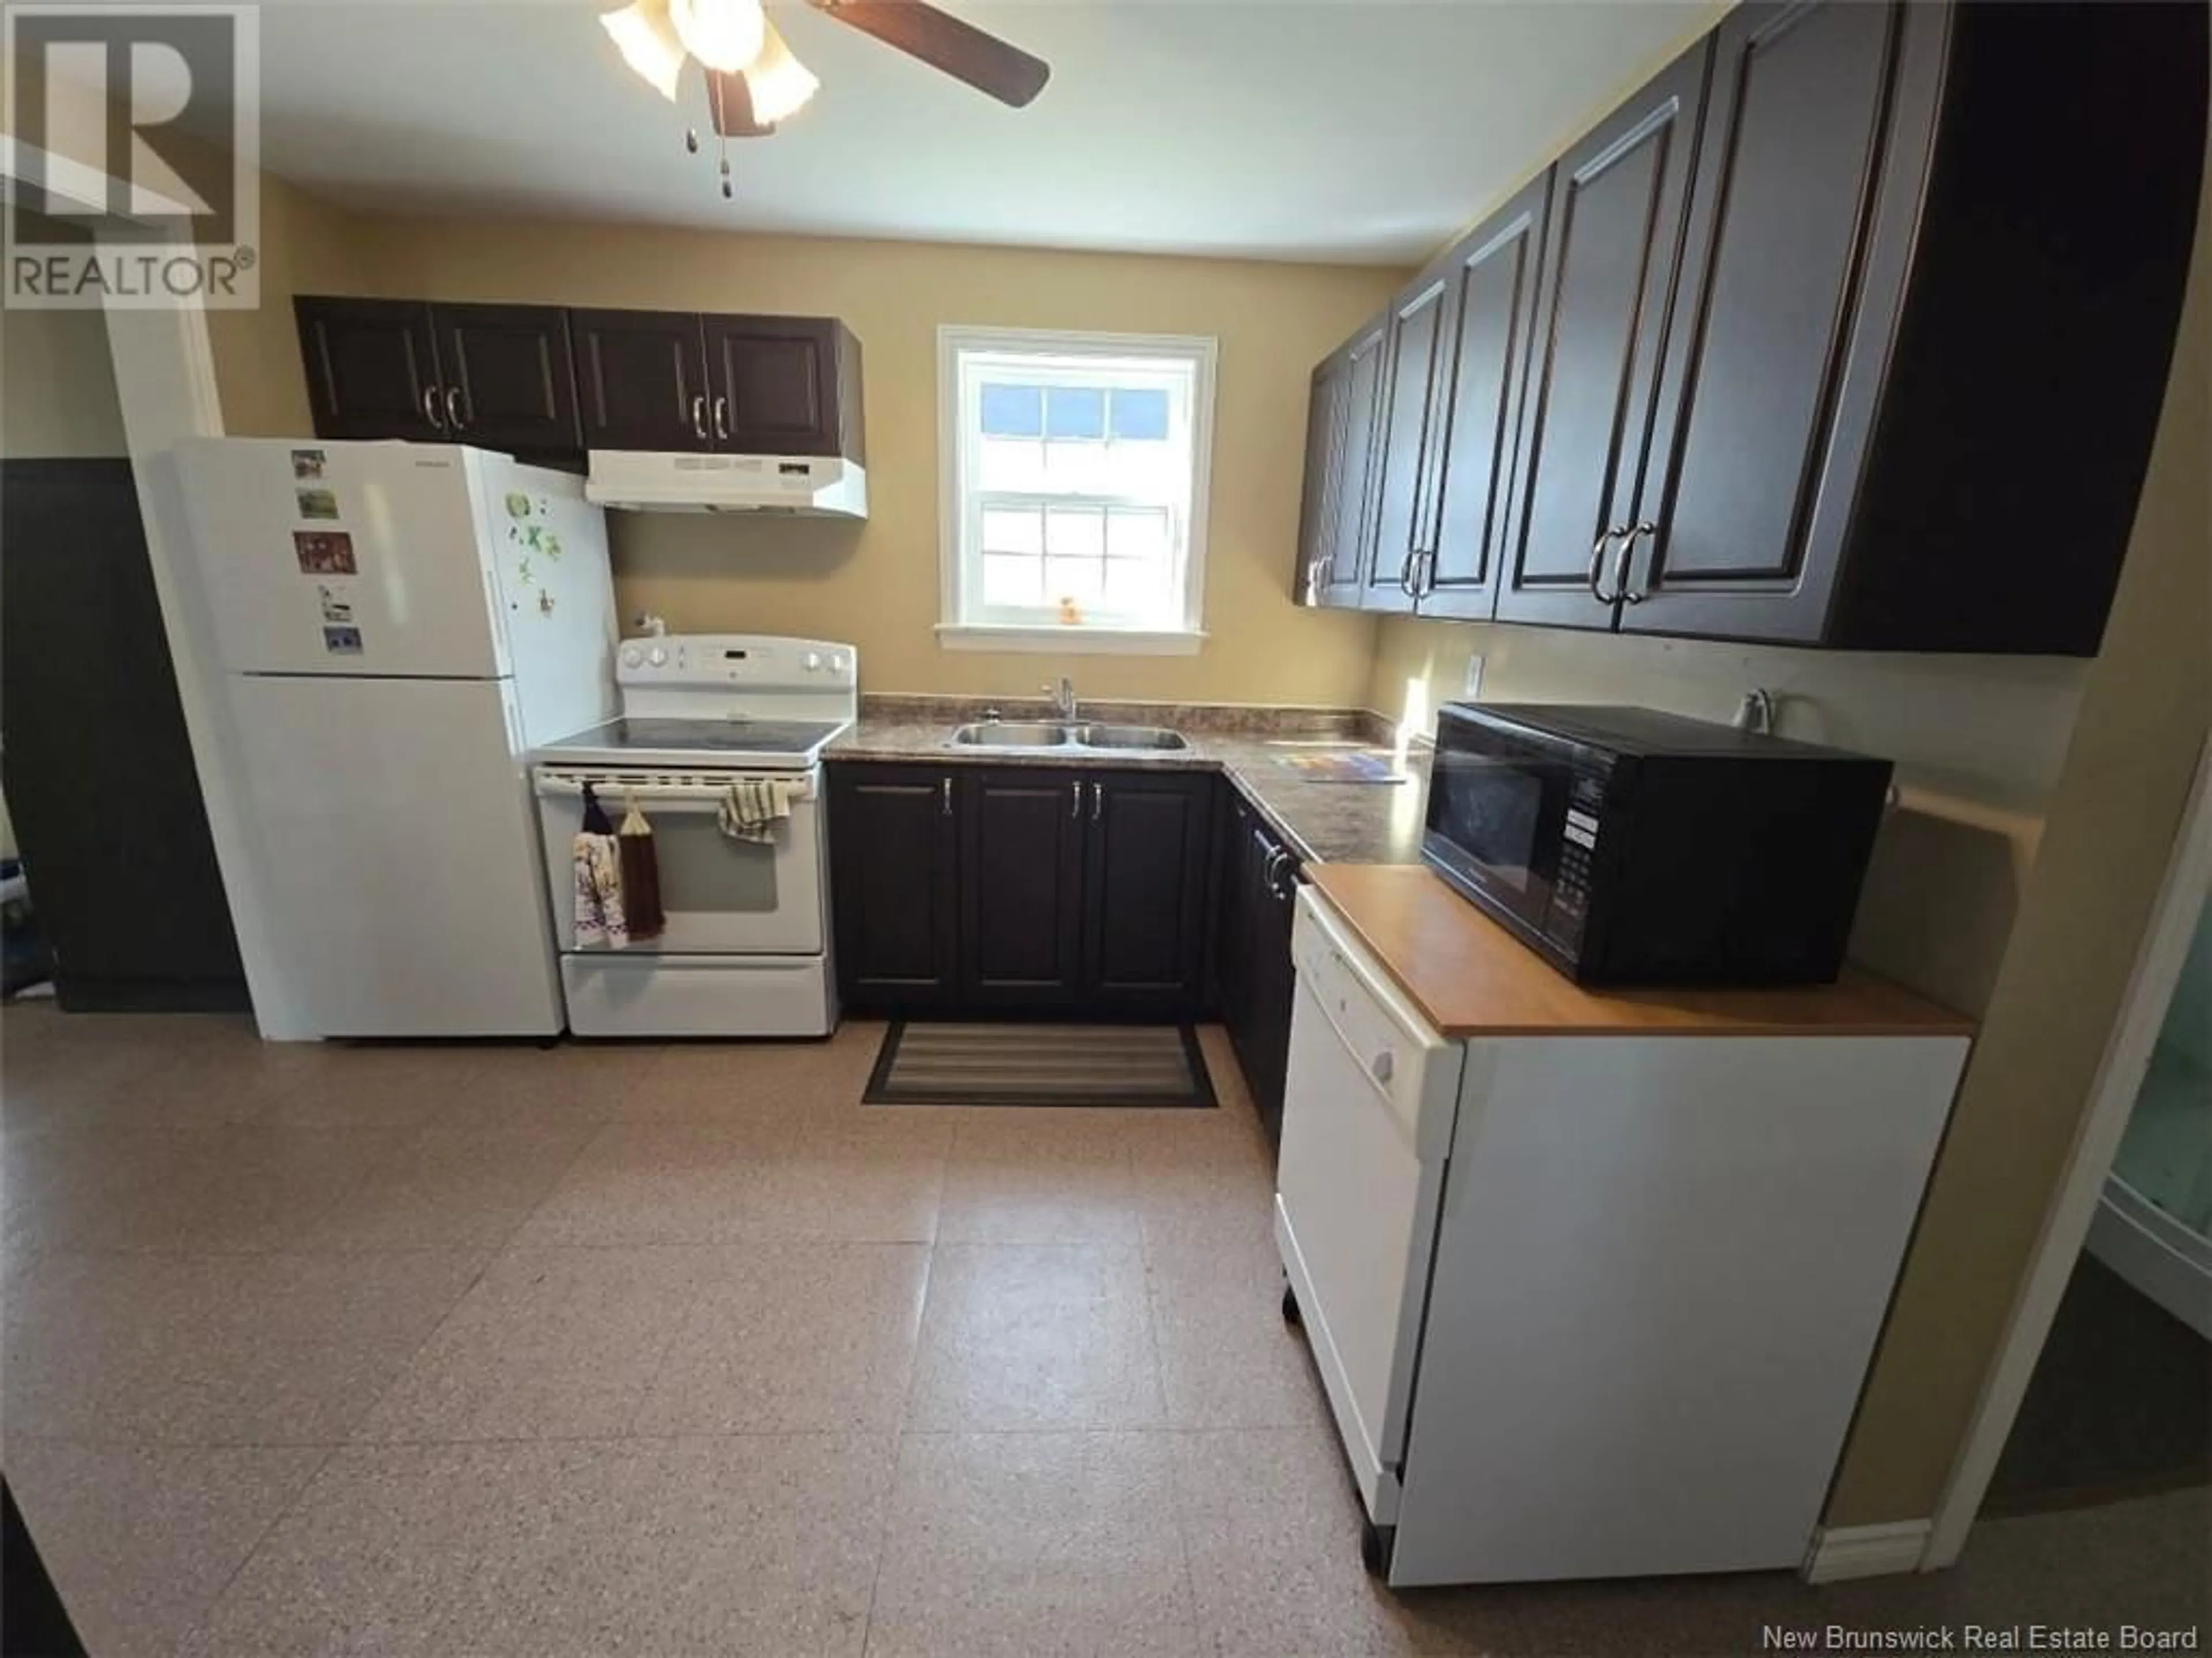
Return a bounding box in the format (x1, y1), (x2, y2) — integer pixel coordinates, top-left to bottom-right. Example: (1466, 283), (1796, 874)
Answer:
(1411, 172), (1553, 622)
(297, 298), (578, 453)
(432, 303), (580, 456)
(570, 309), (714, 453)
(702, 316), (863, 461)
(1362, 271), (1456, 613)
(1291, 354), (1351, 604)
(296, 298), (444, 441)
(1494, 43), (1709, 631)
(1302, 0), (2205, 657)
(1615, 0), (2205, 653)
(1306, 317), (1388, 608)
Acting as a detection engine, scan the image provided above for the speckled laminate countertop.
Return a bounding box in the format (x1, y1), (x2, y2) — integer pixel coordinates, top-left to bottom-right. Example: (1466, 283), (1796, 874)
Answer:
(825, 699), (1431, 867)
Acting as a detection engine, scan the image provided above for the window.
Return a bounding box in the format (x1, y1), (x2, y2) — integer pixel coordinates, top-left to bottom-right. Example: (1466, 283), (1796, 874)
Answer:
(938, 326), (1217, 652)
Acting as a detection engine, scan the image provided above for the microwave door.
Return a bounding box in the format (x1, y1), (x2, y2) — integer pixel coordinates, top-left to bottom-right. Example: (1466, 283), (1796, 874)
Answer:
(1425, 748), (1573, 936)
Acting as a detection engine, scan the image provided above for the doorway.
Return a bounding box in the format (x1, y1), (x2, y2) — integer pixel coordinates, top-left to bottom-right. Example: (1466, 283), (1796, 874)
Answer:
(1981, 896), (2212, 1513)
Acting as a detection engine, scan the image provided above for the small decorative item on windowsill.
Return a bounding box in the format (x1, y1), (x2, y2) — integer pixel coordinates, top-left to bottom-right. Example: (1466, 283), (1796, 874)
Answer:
(1057, 597), (1082, 625)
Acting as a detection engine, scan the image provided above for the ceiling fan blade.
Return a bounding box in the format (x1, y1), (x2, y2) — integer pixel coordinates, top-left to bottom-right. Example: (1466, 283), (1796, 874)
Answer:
(706, 69), (777, 137)
(810, 0), (1050, 108)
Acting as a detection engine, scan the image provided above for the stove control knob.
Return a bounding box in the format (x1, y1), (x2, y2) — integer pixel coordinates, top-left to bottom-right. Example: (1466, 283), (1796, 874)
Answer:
(620, 646), (643, 669)
(647, 646), (669, 667)
(803, 651), (823, 672)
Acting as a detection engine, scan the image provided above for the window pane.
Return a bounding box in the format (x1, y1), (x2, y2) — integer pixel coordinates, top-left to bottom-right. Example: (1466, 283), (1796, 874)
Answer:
(1044, 386), (1107, 439)
(979, 437), (1046, 492)
(1110, 388), (1171, 441)
(982, 553), (1043, 606)
(1043, 441), (1109, 494)
(980, 383), (1043, 438)
(1105, 506), (1171, 562)
(981, 504), (1043, 554)
(1104, 557), (1169, 614)
(1046, 557), (1104, 605)
(1044, 506), (1105, 559)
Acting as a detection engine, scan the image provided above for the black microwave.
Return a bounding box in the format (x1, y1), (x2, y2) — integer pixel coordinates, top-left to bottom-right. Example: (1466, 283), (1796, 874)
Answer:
(1421, 703), (1893, 987)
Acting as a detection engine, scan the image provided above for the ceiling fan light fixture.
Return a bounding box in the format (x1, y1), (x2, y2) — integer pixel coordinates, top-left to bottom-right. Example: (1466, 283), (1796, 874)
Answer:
(668, 0), (767, 74)
(599, 0), (686, 100)
(743, 20), (819, 124)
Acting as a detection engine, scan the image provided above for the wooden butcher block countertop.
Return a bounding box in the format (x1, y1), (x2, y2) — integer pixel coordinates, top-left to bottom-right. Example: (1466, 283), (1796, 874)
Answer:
(1308, 864), (1975, 1041)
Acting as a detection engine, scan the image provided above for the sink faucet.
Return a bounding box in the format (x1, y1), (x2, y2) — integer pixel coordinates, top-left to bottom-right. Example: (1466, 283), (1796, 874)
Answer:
(1044, 676), (1077, 722)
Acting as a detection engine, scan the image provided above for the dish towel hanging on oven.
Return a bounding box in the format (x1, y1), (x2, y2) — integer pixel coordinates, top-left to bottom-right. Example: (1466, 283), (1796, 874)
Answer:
(573, 781), (630, 947)
(718, 777), (802, 845)
(617, 792), (665, 941)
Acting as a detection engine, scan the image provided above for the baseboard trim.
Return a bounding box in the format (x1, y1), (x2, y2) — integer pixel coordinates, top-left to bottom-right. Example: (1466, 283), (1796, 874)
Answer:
(1802, 1520), (1933, 1584)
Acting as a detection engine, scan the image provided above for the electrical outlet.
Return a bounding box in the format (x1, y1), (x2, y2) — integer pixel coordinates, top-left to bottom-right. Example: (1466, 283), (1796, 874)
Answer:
(1463, 653), (1485, 699)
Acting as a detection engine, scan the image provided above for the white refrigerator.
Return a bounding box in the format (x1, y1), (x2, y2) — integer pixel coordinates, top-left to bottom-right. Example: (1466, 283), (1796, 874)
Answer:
(175, 439), (618, 1038)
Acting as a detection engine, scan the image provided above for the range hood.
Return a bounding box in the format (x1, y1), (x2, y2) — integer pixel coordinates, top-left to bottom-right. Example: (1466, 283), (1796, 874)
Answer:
(584, 452), (868, 517)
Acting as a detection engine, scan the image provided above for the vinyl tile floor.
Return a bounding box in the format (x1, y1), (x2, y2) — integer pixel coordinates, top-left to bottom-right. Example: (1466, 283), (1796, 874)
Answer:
(2, 1006), (2204, 1657)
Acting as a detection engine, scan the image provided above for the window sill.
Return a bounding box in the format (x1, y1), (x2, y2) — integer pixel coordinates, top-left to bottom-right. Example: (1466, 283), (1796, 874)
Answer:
(935, 624), (1207, 657)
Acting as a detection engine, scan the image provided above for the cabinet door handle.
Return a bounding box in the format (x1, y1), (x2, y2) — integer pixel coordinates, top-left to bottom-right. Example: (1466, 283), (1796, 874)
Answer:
(423, 386), (446, 432)
(445, 386), (465, 431)
(941, 777), (952, 817)
(1071, 779), (1082, 818)
(1090, 781), (1103, 822)
(1399, 547), (1420, 597)
(1618, 521), (1656, 605)
(713, 395), (729, 441)
(1588, 527), (1624, 605)
(691, 394), (708, 441)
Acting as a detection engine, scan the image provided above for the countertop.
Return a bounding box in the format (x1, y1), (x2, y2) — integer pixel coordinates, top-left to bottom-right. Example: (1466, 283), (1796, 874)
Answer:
(827, 703), (1431, 867)
(1308, 864), (1976, 1040)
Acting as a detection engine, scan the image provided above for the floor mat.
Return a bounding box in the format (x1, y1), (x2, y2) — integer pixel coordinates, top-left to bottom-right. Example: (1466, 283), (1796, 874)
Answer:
(863, 1022), (1217, 1109)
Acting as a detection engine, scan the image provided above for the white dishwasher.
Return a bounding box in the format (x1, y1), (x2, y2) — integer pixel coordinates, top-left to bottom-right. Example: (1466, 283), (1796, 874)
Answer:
(1274, 886), (1463, 1564)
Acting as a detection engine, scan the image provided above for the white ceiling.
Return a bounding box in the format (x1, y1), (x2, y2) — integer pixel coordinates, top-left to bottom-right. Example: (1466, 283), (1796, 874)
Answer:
(245, 0), (1713, 265)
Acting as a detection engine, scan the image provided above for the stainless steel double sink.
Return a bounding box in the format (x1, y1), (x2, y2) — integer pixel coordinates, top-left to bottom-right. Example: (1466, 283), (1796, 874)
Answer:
(950, 720), (1190, 753)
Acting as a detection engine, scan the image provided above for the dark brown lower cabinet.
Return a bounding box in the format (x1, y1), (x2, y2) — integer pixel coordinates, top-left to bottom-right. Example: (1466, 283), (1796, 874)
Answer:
(828, 762), (1213, 1017)
(1084, 773), (1215, 1015)
(959, 769), (1085, 1004)
(1215, 786), (1300, 1141)
(827, 764), (959, 1010)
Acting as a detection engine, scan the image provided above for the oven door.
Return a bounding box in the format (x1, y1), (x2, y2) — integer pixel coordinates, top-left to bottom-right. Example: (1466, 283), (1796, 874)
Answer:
(1421, 712), (1585, 948)
(535, 767), (825, 957)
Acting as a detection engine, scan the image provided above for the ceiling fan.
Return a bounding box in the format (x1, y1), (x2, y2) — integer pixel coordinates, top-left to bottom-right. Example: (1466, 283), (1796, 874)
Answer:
(600, 0), (1051, 194)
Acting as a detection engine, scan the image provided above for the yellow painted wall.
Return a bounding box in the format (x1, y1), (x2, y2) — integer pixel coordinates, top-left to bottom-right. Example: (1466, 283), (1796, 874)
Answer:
(0, 213), (127, 458)
(203, 173), (380, 437)
(301, 218), (1396, 706)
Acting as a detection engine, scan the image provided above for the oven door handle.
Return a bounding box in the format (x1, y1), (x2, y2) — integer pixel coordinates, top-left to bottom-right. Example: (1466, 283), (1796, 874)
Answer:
(535, 772), (817, 805)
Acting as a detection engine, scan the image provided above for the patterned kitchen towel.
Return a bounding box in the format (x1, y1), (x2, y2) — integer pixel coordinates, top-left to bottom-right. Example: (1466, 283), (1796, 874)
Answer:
(573, 783), (628, 947)
(572, 832), (628, 947)
(718, 777), (802, 845)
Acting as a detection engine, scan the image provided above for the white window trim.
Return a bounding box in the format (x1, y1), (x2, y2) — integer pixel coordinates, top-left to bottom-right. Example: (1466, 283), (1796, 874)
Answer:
(937, 324), (1217, 654)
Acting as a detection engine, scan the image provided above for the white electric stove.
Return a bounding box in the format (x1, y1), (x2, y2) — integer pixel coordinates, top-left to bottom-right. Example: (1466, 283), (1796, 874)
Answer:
(531, 634), (857, 1037)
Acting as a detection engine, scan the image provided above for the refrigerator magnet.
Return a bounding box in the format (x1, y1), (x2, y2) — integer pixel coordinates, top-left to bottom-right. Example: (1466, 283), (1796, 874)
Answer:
(316, 585), (354, 624)
(295, 487), (340, 521)
(321, 624), (364, 656)
(290, 448), (327, 481)
(294, 531), (356, 575)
